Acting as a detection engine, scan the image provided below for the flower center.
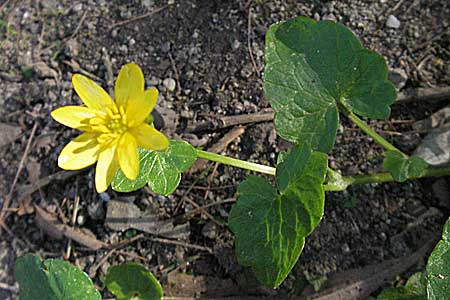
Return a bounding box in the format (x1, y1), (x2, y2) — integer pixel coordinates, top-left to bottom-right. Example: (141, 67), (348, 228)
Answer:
(89, 105), (132, 145)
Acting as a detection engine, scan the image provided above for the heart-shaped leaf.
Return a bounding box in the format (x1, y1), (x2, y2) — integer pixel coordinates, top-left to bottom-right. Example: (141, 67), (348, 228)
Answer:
(105, 262), (163, 300)
(264, 16), (396, 153)
(228, 144), (328, 288)
(383, 151), (428, 182)
(112, 140), (197, 195)
(426, 217), (450, 300)
(15, 254), (101, 300)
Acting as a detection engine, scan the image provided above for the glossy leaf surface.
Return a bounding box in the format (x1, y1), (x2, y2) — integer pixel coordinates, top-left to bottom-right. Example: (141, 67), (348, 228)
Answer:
(229, 144), (327, 288)
(383, 151), (428, 182)
(105, 262), (163, 300)
(112, 140), (197, 195)
(264, 16), (396, 152)
(15, 254), (101, 300)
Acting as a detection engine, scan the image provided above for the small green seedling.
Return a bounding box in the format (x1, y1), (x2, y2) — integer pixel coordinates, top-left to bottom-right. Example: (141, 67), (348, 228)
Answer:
(15, 255), (163, 300)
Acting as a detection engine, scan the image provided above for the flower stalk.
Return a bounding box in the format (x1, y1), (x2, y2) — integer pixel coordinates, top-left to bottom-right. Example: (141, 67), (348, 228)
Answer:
(197, 149), (450, 191)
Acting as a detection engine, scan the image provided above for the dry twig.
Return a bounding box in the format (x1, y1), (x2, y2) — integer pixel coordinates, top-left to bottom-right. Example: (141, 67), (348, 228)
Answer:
(0, 123), (37, 229)
(111, 6), (167, 28)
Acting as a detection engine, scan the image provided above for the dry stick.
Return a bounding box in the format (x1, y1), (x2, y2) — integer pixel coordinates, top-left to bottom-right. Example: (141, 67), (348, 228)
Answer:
(168, 52), (181, 92)
(413, 28), (450, 51)
(115, 250), (148, 262)
(0, 282), (18, 293)
(150, 237), (213, 254)
(111, 5), (167, 28)
(0, 123), (37, 230)
(183, 197), (222, 227)
(247, 5), (260, 77)
(179, 198), (236, 222)
(65, 193), (80, 260)
(106, 233), (146, 250)
(189, 126), (246, 173)
(186, 86), (450, 133)
(186, 111), (273, 133)
(88, 248), (115, 278)
(63, 60), (103, 82)
(102, 48), (114, 94)
(42, 10), (88, 53)
(13, 170), (81, 213)
(397, 86), (450, 103)
(306, 238), (437, 300)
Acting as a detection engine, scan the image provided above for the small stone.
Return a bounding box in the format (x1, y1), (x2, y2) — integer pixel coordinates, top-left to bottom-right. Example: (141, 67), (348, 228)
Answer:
(128, 38), (136, 46)
(147, 76), (161, 86)
(341, 243), (350, 253)
(314, 12), (321, 21)
(141, 0), (154, 8)
(386, 15), (400, 29)
(100, 192), (111, 202)
(77, 214), (86, 225)
(231, 39), (241, 50)
(202, 221), (217, 239)
(73, 3), (83, 12)
(33, 61), (57, 78)
(88, 201), (105, 220)
(388, 68), (408, 90)
(163, 78), (176, 92)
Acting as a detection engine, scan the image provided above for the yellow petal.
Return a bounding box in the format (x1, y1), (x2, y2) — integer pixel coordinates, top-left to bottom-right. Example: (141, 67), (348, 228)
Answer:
(129, 123), (169, 151)
(117, 132), (139, 180)
(51, 106), (97, 130)
(58, 132), (100, 170)
(114, 63), (144, 109)
(126, 88), (159, 125)
(95, 145), (119, 193)
(72, 74), (115, 110)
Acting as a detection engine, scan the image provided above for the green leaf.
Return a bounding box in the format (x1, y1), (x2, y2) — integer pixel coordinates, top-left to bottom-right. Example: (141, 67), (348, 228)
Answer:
(377, 272), (427, 300)
(15, 254), (101, 300)
(105, 262), (163, 300)
(264, 16), (396, 153)
(229, 144), (328, 288)
(112, 140), (197, 195)
(383, 151), (428, 182)
(426, 217), (450, 300)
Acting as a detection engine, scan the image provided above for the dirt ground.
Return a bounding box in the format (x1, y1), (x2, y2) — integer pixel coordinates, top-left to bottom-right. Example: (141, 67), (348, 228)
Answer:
(0, 0), (449, 299)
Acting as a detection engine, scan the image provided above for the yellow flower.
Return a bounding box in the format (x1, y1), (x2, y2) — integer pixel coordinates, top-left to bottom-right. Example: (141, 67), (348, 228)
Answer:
(51, 63), (169, 193)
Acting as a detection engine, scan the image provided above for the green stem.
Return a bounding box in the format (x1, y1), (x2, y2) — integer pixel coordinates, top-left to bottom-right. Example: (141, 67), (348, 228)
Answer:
(341, 106), (403, 154)
(324, 166), (450, 191)
(196, 150), (276, 176)
(196, 149), (450, 191)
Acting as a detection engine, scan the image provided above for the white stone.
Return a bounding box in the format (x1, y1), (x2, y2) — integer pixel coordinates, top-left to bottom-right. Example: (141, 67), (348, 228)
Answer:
(386, 15), (400, 29)
(163, 78), (176, 92)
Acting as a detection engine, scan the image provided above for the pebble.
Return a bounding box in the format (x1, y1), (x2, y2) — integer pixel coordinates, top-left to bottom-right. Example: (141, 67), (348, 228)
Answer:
(202, 221), (217, 239)
(99, 192), (111, 202)
(388, 68), (408, 90)
(73, 3), (83, 12)
(88, 201), (105, 220)
(163, 78), (176, 92)
(77, 214), (86, 225)
(232, 39), (241, 50)
(386, 15), (400, 29)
